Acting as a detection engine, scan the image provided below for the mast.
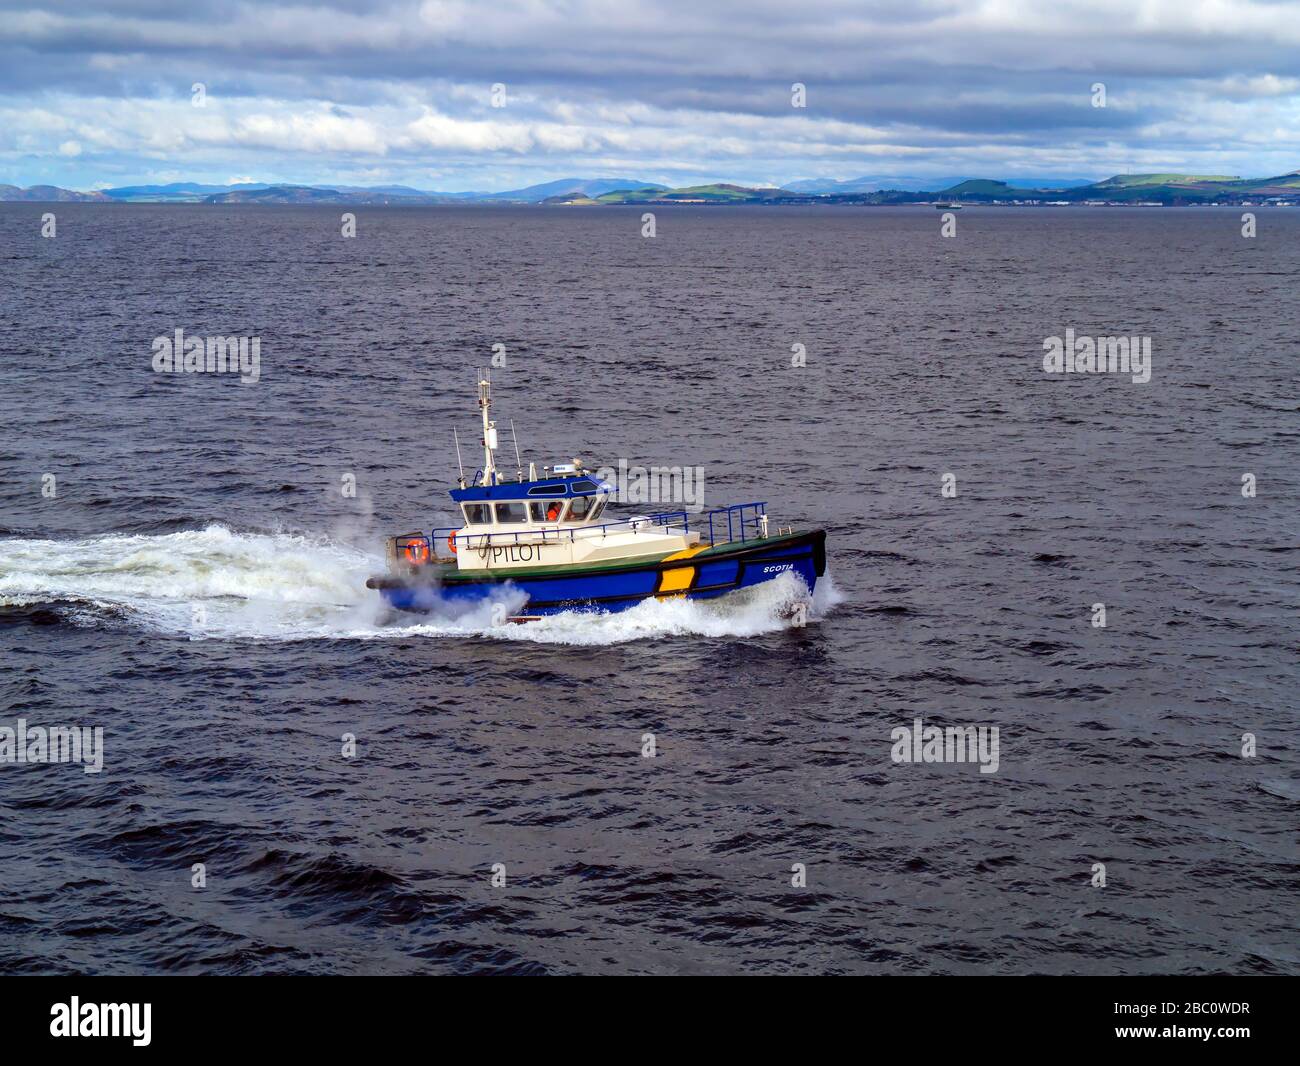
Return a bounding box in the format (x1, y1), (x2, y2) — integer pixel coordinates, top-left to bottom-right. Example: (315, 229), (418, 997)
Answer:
(478, 371), (497, 486)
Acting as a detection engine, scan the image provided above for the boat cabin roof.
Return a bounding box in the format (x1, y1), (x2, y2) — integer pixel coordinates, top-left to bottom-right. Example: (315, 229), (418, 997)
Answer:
(449, 474), (613, 503)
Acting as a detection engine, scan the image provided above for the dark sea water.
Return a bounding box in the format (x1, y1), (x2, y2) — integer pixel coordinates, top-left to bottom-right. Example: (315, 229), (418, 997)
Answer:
(0, 203), (1296, 975)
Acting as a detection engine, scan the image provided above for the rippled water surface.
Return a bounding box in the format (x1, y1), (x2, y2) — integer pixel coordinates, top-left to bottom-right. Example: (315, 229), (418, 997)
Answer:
(1, 204), (1297, 974)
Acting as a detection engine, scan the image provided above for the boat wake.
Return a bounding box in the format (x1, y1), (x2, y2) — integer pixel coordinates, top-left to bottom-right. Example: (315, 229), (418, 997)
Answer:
(0, 525), (842, 645)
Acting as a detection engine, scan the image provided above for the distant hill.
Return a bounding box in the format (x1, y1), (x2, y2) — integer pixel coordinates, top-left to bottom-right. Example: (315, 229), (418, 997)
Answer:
(1093, 173), (1239, 188)
(923, 171), (1300, 204)
(784, 175), (1094, 193)
(206, 185), (336, 204)
(1245, 172), (1300, 194)
(476, 177), (666, 202)
(784, 175), (964, 194)
(202, 184), (460, 204)
(106, 180), (440, 203)
(1082, 171), (1300, 201)
(658, 183), (787, 201)
(330, 184), (433, 196)
(102, 182), (269, 202)
(592, 183), (791, 203)
(939, 179), (1017, 197)
(0, 184), (110, 202)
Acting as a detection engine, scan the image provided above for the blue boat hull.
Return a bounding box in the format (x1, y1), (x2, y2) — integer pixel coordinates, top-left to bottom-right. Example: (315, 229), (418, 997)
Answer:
(367, 529), (826, 616)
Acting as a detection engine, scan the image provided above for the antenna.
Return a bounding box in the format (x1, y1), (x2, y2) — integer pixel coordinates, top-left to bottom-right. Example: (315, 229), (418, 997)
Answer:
(477, 369), (497, 486)
(453, 426), (465, 487)
(510, 419), (522, 481)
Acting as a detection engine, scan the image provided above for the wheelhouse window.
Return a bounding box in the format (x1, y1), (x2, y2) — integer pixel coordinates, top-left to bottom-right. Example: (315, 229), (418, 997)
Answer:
(530, 500), (566, 524)
(462, 503), (491, 525)
(587, 496), (608, 523)
(568, 495), (596, 521)
(494, 501), (528, 524)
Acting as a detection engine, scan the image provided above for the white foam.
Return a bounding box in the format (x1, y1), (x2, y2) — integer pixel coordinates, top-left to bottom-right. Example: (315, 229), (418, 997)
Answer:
(0, 525), (841, 645)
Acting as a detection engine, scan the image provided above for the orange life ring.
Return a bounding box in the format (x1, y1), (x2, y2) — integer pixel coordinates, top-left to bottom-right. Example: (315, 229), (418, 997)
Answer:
(447, 533), (458, 554)
(404, 540), (431, 565)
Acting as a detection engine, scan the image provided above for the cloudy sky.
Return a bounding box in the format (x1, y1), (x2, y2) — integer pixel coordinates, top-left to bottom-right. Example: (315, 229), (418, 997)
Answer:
(3, 0), (1300, 191)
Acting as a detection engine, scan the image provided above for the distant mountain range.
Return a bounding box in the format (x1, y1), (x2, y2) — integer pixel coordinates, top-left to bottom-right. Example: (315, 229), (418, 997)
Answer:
(0, 183), (111, 202)
(2, 171), (1298, 206)
(57, 176), (666, 204)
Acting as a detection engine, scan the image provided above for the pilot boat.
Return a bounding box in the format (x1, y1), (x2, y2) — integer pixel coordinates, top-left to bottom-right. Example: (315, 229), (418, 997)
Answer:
(366, 377), (827, 618)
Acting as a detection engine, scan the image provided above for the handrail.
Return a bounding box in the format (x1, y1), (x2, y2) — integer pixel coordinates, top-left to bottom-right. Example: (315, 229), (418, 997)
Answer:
(433, 501), (768, 553)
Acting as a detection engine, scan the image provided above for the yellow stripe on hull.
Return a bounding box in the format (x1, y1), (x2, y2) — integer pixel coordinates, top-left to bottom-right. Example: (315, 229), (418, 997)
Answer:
(656, 545), (708, 596)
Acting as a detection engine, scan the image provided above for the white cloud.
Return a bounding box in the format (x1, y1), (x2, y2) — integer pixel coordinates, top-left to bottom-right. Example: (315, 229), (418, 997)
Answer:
(2, 1), (1300, 188)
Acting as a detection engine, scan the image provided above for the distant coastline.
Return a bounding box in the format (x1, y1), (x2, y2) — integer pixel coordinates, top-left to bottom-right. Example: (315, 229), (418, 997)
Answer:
(3, 170), (1299, 207)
